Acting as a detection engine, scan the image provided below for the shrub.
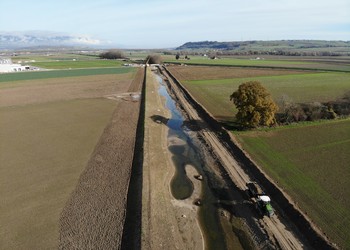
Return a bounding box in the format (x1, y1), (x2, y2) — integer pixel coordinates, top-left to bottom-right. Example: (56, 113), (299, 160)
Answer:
(99, 50), (124, 59)
(147, 55), (163, 64)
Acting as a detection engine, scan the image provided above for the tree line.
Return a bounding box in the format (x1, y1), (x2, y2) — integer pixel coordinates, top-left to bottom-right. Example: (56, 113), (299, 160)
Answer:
(231, 82), (350, 129)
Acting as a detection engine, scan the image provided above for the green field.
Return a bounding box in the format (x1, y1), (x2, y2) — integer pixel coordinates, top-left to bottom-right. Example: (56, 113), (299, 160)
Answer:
(12, 53), (98, 63)
(30, 59), (125, 69)
(164, 55), (350, 72)
(0, 98), (117, 249)
(235, 120), (350, 248)
(0, 67), (135, 82)
(181, 72), (350, 121)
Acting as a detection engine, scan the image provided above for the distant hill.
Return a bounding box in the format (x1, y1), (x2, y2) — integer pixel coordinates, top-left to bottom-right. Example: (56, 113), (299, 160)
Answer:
(176, 40), (350, 55)
(0, 31), (106, 50)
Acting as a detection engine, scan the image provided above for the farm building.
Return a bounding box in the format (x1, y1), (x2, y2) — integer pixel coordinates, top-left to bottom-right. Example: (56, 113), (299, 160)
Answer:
(0, 58), (29, 73)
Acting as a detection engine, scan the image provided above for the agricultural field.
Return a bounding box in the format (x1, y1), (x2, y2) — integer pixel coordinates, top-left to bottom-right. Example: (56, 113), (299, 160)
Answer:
(0, 67), (133, 82)
(9, 52), (132, 69)
(0, 99), (117, 249)
(169, 66), (350, 123)
(167, 65), (350, 248)
(29, 59), (125, 69)
(0, 68), (137, 249)
(11, 53), (98, 63)
(235, 120), (350, 249)
(164, 55), (350, 72)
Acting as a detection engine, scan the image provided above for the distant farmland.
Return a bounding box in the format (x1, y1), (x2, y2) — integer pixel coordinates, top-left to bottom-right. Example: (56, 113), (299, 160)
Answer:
(164, 56), (350, 72)
(30, 59), (125, 69)
(172, 66), (350, 122)
(0, 67), (134, 82)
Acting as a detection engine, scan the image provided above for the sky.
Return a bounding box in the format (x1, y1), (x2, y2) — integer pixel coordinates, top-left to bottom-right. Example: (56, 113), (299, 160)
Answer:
(0, 0), (349, 48)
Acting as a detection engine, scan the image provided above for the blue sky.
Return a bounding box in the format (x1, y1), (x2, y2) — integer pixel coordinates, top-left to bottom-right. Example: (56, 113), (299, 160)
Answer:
(0, 0), (349, 48)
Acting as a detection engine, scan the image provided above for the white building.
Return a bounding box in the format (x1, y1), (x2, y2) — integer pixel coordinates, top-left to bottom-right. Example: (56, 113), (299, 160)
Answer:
(0, 58), (28, 73)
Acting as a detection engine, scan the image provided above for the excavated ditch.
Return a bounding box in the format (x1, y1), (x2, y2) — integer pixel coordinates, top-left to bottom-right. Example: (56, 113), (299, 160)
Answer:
(157, 74), (250, 249)
(161, 65), (335, 250)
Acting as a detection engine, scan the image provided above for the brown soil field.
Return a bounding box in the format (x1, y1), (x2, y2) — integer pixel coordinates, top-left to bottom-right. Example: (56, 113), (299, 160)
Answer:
(0, 74), (134, 107)
(58, 68), (144, 249)
(0, 69), (142, 249)
(167, 65), (308, 81)
(0, 99), (117, 249)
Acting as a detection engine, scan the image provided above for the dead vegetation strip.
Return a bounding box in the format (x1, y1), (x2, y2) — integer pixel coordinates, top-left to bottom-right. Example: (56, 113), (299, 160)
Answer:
(58, 68), (145, 249)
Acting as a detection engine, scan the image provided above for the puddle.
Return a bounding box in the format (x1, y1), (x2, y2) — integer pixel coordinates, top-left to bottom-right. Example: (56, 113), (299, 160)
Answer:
(157, 75), (229, 249)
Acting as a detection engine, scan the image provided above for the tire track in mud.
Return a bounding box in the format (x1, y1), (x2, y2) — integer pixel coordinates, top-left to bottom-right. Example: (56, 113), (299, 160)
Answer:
(160, 65), (335, 250)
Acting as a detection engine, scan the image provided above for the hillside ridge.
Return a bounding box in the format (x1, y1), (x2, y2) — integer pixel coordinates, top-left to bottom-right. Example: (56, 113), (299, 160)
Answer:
(176, 40), (350, 55)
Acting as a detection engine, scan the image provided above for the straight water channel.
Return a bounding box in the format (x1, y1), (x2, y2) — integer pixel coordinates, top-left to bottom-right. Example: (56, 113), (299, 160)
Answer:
(157, 75), (231, 249)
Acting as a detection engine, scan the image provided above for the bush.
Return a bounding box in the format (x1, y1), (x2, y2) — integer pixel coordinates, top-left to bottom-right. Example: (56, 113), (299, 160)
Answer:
(147, 55), (162, 64)
(99, 50), (124, 59)
(277, 91), (350, 124)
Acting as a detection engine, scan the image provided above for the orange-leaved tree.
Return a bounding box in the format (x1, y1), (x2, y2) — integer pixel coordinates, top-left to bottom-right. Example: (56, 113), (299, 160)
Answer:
(230, 81), (278, 128)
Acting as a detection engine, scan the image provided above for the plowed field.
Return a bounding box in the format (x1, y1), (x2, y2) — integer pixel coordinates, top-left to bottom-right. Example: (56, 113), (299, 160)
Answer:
(0, 68), (143, 249)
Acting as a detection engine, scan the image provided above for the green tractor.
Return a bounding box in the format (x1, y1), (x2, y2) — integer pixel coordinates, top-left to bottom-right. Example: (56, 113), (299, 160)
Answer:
(246, 182), (274, 217)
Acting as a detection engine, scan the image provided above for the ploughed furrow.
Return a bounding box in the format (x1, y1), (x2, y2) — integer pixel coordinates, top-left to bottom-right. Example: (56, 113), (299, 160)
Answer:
(58, 68), (144, 249)
(160, 66), (306, 250)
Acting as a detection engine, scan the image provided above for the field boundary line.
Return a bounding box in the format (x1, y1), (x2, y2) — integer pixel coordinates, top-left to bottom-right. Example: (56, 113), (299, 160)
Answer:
(165, 61), (350, 73)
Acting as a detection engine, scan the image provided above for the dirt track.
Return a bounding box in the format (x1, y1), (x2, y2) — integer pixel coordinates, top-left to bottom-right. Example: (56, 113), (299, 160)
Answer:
(160, 66), (335, 249)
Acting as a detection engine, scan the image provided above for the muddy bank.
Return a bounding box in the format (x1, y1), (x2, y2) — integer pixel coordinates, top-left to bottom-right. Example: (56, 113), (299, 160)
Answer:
(163, 66), (335, 249)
